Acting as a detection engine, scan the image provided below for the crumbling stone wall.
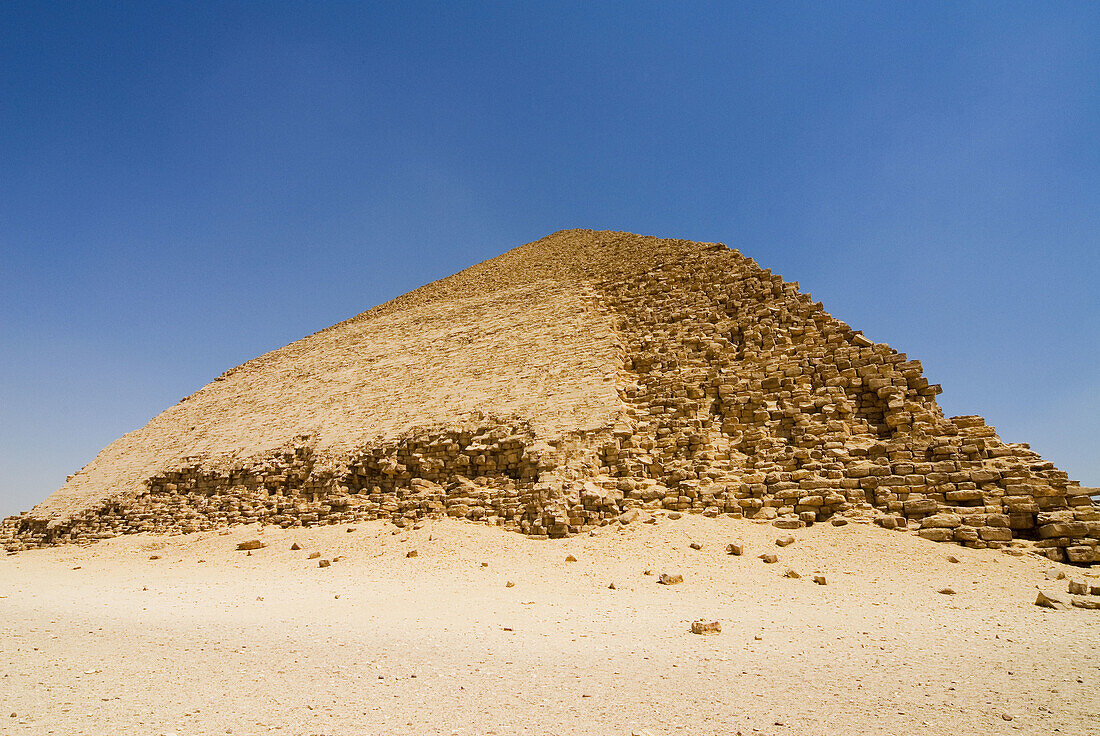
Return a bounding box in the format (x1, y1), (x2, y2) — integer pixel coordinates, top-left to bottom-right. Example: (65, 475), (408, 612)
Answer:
(4, 232), (1096, 563)
(580, 243), (1098, 563)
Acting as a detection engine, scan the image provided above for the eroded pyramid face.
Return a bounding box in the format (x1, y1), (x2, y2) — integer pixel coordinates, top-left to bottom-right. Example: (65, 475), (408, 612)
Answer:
(3, 230), (1096, 564)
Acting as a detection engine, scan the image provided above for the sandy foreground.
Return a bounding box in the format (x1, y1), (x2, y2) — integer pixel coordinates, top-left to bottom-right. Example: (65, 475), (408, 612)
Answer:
(1, 515), (1097, 736)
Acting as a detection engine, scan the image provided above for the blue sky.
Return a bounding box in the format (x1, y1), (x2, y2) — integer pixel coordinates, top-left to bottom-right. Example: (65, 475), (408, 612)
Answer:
(1, 2), (1098, 517)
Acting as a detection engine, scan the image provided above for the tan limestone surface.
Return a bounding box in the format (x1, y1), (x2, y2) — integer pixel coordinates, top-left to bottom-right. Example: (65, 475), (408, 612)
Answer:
(5, 229), (1097, 563)
(1, 515), (1097, 736)
(28, 270), (625, 523)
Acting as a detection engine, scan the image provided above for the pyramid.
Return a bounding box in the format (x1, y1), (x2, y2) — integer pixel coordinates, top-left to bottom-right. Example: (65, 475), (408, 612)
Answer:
(4, 230), (1097, 563)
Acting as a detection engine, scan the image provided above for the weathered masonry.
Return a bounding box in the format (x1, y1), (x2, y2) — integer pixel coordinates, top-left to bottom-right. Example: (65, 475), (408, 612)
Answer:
(5, 230), (1097, 563)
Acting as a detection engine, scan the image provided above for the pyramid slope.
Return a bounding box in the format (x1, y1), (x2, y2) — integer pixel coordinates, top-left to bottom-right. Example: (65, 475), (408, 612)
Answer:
(4, 229), (1097, 564)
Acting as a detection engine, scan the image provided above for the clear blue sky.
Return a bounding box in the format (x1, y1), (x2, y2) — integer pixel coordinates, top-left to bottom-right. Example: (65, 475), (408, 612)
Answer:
(2, 2), (1098, 517)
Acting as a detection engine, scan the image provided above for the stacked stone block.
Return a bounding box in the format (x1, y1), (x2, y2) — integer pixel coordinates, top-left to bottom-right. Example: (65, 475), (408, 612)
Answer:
(3, 231), (1096, 563)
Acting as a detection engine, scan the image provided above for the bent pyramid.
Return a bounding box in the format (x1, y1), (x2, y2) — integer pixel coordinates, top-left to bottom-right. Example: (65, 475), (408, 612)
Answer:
(4, 230), (1097, 563)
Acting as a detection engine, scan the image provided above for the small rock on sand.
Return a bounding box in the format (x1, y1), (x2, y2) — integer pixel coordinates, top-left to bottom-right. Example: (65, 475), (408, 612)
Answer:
(759, 553), (778, 564)
(726, 542), (744, 556)
(658, 573), (683, 585)
(813, 575), (827, 585)
(565, 554), (577, 562)
(783, 569), (800, 579)
(691, 620), (721, 635)
(938, 588), (956, 595)
(318, 559), (331, 568)
(406, 550), (418, 558)
(290, 543), (301, 551)
(689, 542), (702, 550)
(236, 540), (265, 551)
(1035, 590), (1066, 609)
(775, 536), (795, 548)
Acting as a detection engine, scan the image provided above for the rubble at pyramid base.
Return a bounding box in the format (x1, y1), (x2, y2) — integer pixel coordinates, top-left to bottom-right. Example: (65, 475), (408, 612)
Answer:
(3, 415), (1097, 565)
(4, 231), (1097, 564)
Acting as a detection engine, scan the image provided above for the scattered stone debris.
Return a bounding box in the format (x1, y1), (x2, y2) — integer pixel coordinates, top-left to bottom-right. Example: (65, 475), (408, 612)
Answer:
(938, 588), (956, 595)
(1070, 598), (1100, 610)
(759, 553), (778, 564)
(618, 510), (641, 525)
(775, 536), (795, 548)
(307, 551), (321, 559)
(690, 620), (721, 635)
(607, 582), (615, 590)
(318, 559), (330, 568)
(946, 555), (960, 563)
(236, 540), (265, 551)
(813, 575), (827, 586)
(406, 550), (418, 558)
(831, 518), (848, 527)
(565, 554), (577, 562)
(506, 581), (515, 588)
(148, 555), (160, 560)
(667, 512), (682, 520)
(726, 542), (744, 556)
(689, 542), (702, 550)
(347, 527), (356, 533)
(783, 569), (801, 579)
(774, 518), (803, 530)
(1035, 590), (1067, 610)
(290, 542), (301, 551)
(1045, 568), (1066, 580)
(658, 573), (683, 585)
(1068, 580), (1087, 595)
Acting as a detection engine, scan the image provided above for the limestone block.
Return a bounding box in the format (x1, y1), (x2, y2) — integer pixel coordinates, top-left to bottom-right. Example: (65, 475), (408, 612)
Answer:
(921, 514), (962, 529)
(1038, 522), (1088, 540)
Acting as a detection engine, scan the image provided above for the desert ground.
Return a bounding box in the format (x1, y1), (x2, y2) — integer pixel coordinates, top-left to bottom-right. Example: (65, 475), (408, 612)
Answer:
(2, 514), (1097, 736)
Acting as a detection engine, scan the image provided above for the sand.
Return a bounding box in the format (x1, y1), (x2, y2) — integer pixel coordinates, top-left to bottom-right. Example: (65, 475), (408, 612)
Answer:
(2, 516), (1097, 736)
